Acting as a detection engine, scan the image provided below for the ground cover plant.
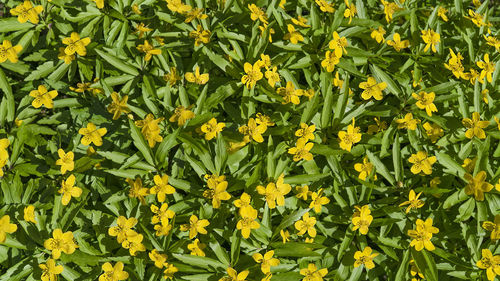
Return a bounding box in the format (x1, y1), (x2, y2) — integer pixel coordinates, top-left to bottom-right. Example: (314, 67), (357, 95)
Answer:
(0, 0), (499, 280)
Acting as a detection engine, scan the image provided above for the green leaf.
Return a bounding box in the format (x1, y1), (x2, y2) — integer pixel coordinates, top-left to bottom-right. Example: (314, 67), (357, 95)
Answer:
(366, 150), (396, 185)
(272, 208), (309, 238)
(95, 49), (139, 76)
(171, 253), (226, 271)
(129, 119), (156, 167)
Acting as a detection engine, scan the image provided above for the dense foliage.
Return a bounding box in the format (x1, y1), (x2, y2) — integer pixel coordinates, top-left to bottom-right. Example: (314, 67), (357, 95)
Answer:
(0, 0), (499, 281)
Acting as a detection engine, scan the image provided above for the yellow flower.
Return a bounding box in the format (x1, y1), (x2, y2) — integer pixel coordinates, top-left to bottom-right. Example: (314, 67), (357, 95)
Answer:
(295, 212), (317, 237)
(275, 174), (291, 206)
(284, 24), (304, 44)
(187, 238), (206, 256)
(99, 262), (129, 281)
(149, 249), (168, 268)
(351, 205), (372, 235)
(29, 84), (58, 109)
(239, 118), (267, 143)
(121, 232), (146, 256)
(248, 4), (268, 24)
(39, 259), (64, 281)
(422, 122), (443, 143)
(233, 192), (252, 215)
(186, 66), (210, 85)
(476, 249), (500, 281)
(189, 25), (211, 46)
(44, 228), (79, 259)
(370, 26), (386, 43)
(295, 123), (315, 141)
(462, 68), (481, 85)
(482, 215), (500, 241)
(464, 171), (493, 201)
(166, 0), (191, 13)
(79, 122), (107, 146)
(477, 54), (495, 84)
(343, 0), (357, 24)
(201, 118), (225, 140)
(164, 67), (182, 86)
(0, 40), (22, 64)
(277, 81), (301, 105)
(387, 33), (410, 52)
(315, 0), (335, 13)
(399, 190), (424, 213)
(150, 203), (175, 225)
(134, 23), (153, 39)
(462, 158), (477, 173)
(135, 114), (164, 147)
(279, 0), (286, 9)
(421, 29), (440, 53)
(92, 0), (104, 9)
(154, 220), (173, 237)
(150, 174), (176, 202)
(163, 263), (178, 280)
(264, 66), (280, 87)
(236, 207), (260, 238)
(338, 118), (362, 152)
(180, 215), (210, 239)
(329, 31), (348, 58)
(438, 6), (448, 21)
(219, 267), (249, 281)
(367, 117), (387, 134)
(465, 9), (486, 27)
(62, 32), (91, 56)
(481, 89), (489, 104)
(10, 1), (44, 24)
(280, 229), (290, 243)
(107, 92), (130, 120)
(354, 156), (376, 180)
(23, 205), (37, 224)
(288, 138), (314, 162)
(359, 76), (387, 100)
(69, 81), (91, 93)
(395, 113), (419, 130)
(58, 174), (83, 205)
(257, 182), (279, 209)
(184, 8), (208, 23)
(299, 263), (328, 281)
(444, 48), (465, 79)
(410, 259), (425, 280)
(0, 215), (17, 243)
(408, 218), (439, 251)
(484, 35), (500, 51)
(258, 24), (275, 43)
(127, 177), (149, 204)
(241, 61), (263, 89)
(204, 180), (231, 208)
(136, 40), (161, 61)
(381, 0), (402, 22)
(354, 246), (378, 269)
(408, 151), (436, 175)
(253, 250), (280, 274)
(169, 105), (195, 126)
(309, 188), (330, 213)
(0, 139), (9, 178)
(412, 91), (437, 116)
(321, 50), (340, 72)
(291, 16), (310, 27)
(462, 112), (489, 139)
(55, 149), (74, 175)
(132, 4), (142, 14)
(108, 216), (138, 243)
